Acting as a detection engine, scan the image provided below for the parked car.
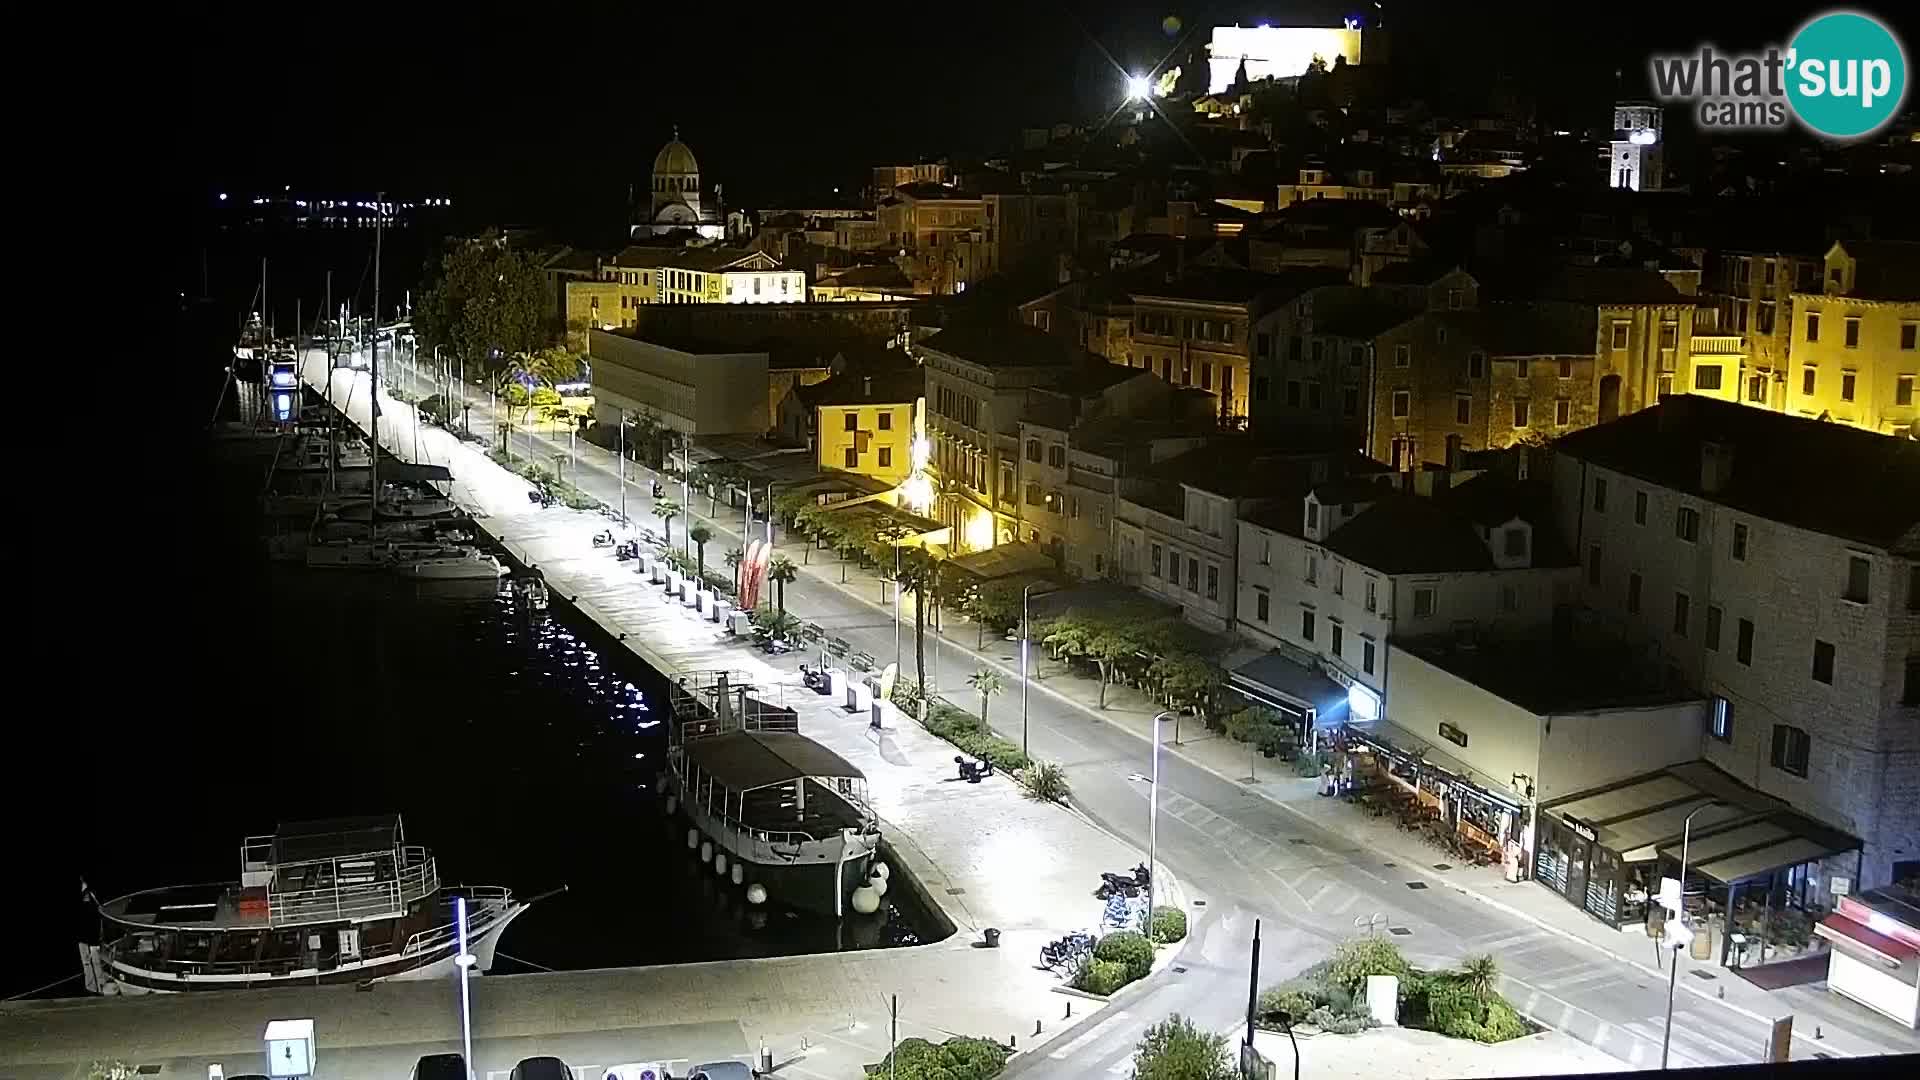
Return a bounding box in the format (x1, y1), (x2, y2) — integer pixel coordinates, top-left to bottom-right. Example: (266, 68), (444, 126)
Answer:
(511, 1057), (575, 1080)
(412, 1055), (468, 1080)
(687, 1061), (755, 1080)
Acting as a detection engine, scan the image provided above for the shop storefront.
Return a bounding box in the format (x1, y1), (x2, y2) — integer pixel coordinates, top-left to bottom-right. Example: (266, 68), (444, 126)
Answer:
(1338, 724), (1527, 871)
(1228, 651), (1351, 753)
(1536, 762), (1861, 957)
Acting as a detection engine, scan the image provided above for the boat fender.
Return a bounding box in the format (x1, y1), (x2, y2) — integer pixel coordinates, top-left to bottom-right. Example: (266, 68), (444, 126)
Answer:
(731, 863), (744, 886)
(714, 853), (728, 876)
(850, 885), (881, 915)
(746, 884), (768, 905)
(700, 841), (713, 864)
(868, 872), (889, 898)
(871, 861), (890, 881)
(686, 828), (700, 850)
(665, 795), (678, 815)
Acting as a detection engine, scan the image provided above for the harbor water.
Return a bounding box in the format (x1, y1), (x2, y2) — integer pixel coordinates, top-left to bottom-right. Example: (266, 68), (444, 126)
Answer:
(17, 434), (941, 999)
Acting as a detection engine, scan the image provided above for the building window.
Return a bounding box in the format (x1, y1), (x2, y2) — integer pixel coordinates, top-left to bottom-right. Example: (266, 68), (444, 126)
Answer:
(1395, 344), (1411, 367)
(1627, 572), (1643, 614)
(1255, 376), (1270, 402)
(1331, 623), (1344, 657)
(1517, 357), (1531, 379)
(1709, 697), (1732, 742)
(1513, 398), (1530, 427)
(1333, 564), (1345, 596)
(1559, 356), (1574, 379)
(1611, 322), (1629, 349)
(1503, 528), (1526, 557)
(1364, 579), (1377, 613)
(1802, 367), (1817, 396)
(878, 448), (893, 468)
(1804, 638), (1835, 680)
(1898, 374), (1915, 406)
(1413, 587), (1436, 618)
(1737, 618), (1755, 665)
(1151, 543), (1162, 578)
(844, 412), (859, 432)
(1363, 640), (1376, 675)
(1911, 565), (1920, 611)
(1844, 555), (1870, 603)
(1499, 584), (1517, 611)
(1287, 381), (1303, 406)
(844, 447), (858, 467)
(1301, 610), (1316, 642)
(1841, 371), (1857, 402)
(1455, 395), (1470, 424)
(1675, 507), (1700, 542)
(1025, 483), (1042, 506)
(1694, 365), (1722, 390)
(1660, 322), (1678, 349)
(1166, 551), (1180, 584)
(1748, 374), (1768, 403)
(1770, 725), (1811, 778)
(1593, 477), (1608, 512)
(1048, 444), (1066, 468)
(1673, 592), (1691, 636)
(1902, 324), (1917, 351)
(878, 412), (892, 431)
(1705, 605), (1722, 650)
(1468, 352), (1485, 378)
(1587, 543), (1602, 586)
(1732, 523), (1748, 561)
(1844, 317), (1860, 348)
(1344, 388), (1360, 416)
(1806, 312), (1820, 342)
(1187, 559), (1199, 592)
(1206, 565), (1219, 601)
(1756, 301), (1775, 335)
(1256, 590), (1270, 622)
(1904, 657), (1920, 705)
(1026, 439), (1041, 462)
(1555, 398), (1571, 425)
(1306, 503), (1320, 531)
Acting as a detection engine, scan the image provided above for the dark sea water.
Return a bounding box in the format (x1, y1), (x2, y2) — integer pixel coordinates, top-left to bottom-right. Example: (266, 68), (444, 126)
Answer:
(6, 426), (936, 1000)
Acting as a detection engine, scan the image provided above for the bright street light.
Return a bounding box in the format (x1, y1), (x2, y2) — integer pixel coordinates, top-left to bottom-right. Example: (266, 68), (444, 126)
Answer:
(1125, 74), (1151, 101)
(1147, 710), (1174, 932)
(454, 896), (476, 1080)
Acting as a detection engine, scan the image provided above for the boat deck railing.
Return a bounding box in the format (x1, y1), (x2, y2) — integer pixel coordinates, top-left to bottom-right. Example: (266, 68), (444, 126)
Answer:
(262, 846), (439, 926)
(398, 886), (514, 956)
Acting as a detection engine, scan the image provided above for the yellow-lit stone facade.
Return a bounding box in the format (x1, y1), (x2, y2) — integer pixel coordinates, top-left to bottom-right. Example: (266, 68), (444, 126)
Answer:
(818, 398), (920, 486)
(1788, 243), (1920, 437)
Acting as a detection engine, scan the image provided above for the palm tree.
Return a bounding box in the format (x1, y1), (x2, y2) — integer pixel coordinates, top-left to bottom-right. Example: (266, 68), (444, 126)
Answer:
(1459, 954), (1500, 1000)
(688, 524), (713, 584)
(652, 497), (681, 547)
(767, 555), (798, 617)
(967, 668), (1005, 727)
(724, 547), (745, 594)
(896, 549), (941, 700)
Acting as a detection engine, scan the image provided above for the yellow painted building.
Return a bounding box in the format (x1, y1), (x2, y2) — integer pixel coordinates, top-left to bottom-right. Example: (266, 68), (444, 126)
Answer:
(1789, 241), (1920, 436)
(803, 368), (927, 486)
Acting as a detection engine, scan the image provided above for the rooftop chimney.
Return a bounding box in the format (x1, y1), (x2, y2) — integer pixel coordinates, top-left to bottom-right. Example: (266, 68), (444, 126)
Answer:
(863, 376), (873, 398)
(1700, 440), (1734, 494)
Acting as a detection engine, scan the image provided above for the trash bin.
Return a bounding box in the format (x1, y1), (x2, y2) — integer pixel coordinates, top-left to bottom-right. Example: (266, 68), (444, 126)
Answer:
(983, 927), (1001, 948)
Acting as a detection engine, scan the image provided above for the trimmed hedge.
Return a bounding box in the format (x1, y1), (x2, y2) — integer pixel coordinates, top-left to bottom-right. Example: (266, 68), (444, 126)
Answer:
(1095, 930), (1155, 982)
(869, 1036), (1009, 1080)
(1149, 906), (1188, 943)
(1074, 959), (1131, 996)
(923, 701), (1029, 772)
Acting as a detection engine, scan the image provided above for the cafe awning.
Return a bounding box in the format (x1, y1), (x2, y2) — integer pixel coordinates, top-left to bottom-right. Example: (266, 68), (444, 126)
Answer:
(1229, 651), (1349, 724)
(1814, 914), (1918, 969)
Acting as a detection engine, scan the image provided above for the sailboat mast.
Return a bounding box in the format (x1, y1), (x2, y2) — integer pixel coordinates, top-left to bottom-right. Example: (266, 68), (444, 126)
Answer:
(324, 270), (334, 413)
(371, 193), (383, 515)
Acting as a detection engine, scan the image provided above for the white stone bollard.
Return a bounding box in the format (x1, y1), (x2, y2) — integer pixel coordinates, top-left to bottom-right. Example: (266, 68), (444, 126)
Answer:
(746, 883), (768, 905)
(686, 828), (699, 850)
(1366, 975), (1400, 1026)
(731, 862), (744, 886)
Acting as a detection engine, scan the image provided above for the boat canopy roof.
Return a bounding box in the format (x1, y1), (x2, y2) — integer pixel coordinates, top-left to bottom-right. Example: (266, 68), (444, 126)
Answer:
(386, 461), (454, 484)
(272, 815), (404, 864)
(683, 731), (864, 792)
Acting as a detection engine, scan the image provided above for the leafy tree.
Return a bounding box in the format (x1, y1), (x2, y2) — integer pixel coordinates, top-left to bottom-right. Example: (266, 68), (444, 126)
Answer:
(688, 524), (713, 583)
(967, 668), (1004, 727)
(1023, 760), (1071, 804)
(767, 555), (798, 616)
(414, 234), (548, 377)
(969, 581), (1023, 648)
(895, 549), (942, 701)
(1133, 1015), (1235, 1080)
(1089, 628), (1136, 708)
(652, 497), (681, 548)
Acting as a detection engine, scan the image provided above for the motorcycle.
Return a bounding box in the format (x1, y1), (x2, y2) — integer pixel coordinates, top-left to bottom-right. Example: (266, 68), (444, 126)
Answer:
(614, 540), (640, 561)
(591, 530), (616, 548)
(1094, 863), (1152, 901)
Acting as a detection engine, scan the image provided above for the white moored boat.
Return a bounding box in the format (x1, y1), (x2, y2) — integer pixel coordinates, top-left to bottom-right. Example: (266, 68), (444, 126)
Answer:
(394, 546), (508, 580)
(80, 816), (545, 995)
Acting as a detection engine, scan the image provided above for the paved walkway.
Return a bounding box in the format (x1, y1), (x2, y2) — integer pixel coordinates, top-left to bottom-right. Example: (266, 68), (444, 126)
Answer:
(377, 357), (1920, 1064)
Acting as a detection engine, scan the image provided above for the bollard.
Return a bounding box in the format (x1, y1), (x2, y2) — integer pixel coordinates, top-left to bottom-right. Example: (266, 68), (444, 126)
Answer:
(1033, 1020), (1042, 1036)
(1009, 1035), (1017, 1049)
(1064, 1001), (1072, 1019)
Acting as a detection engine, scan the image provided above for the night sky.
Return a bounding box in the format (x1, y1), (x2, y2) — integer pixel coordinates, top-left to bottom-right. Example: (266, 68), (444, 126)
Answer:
(176, 0), (1902, 235)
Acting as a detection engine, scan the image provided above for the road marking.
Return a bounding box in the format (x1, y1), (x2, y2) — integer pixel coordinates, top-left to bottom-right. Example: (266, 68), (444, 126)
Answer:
(1468, 929), (1544, 952)
(1049, 1010), (1133, 1059)
(1304, 882), (1338, 908)
(1535, 966), (1620, 991)
(1324, 891), (1360, 915)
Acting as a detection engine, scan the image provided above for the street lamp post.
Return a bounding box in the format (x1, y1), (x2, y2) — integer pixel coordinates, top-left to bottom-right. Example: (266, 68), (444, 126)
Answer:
(1661, 801), (1721, 1070)
(454, 896), (476, 1080)
(618, 408), (630, 528)
(1020, 581), (1045, 761)
(1147, 710), (1174, 931)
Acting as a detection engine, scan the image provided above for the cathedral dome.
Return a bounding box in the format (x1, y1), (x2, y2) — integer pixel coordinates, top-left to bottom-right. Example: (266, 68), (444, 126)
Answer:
(654, 135), (699, 177)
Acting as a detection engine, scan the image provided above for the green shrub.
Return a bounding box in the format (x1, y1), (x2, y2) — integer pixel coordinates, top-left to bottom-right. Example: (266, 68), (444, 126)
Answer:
(1480, 998), (1530, 1042)
(934, 1036), (1009, 1080)
(1258, 986), (1315, 1026)
(1133, 1015), (1236, 1080)
(1292, 750), (1327, 778)
(1095, 930), (1156, 981)
(1074, 959), (1131, 996)
(1149, 905), (1188, 943)
(1023, 761), (1071, 803)
(1326, 936), (1412, 993)
(869, 1035), (1009, 1080)
(1424, 979), (1530, 1043)
(1304, 1005), (1374, 1035)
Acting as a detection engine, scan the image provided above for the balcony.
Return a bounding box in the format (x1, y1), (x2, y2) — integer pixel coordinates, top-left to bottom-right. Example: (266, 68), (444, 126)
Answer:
(1691, 334), (1745, 355)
